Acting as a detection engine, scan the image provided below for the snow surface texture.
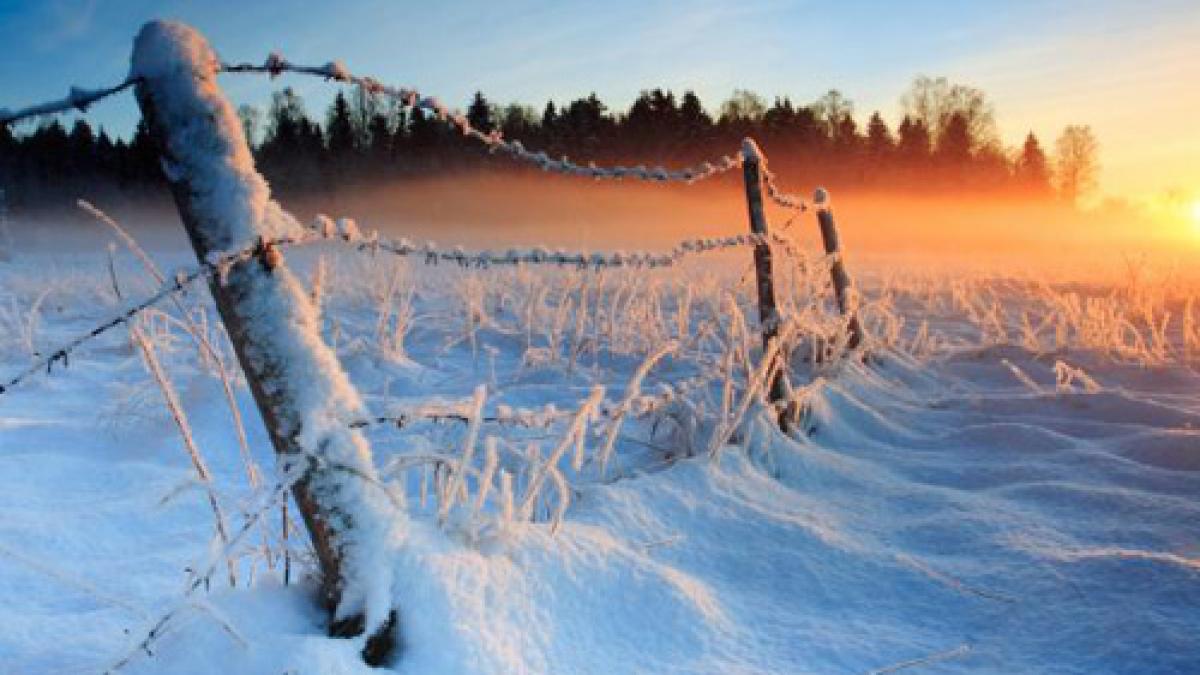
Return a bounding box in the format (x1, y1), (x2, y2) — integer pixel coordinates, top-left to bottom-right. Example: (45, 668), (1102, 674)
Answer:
(1, 242), (1198, 674)
(129, 20), (397, 628)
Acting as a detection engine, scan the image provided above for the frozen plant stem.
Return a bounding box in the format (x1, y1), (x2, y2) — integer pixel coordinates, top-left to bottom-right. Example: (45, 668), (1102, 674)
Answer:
(79, 200), (262, 492)
(132, 326), (236, 587)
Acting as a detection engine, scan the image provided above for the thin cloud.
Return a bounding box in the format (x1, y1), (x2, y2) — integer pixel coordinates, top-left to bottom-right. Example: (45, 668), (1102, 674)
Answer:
(34, 0), (98, 52)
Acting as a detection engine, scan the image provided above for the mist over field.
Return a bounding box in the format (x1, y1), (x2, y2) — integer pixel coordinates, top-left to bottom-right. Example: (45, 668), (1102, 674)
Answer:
(14, 173), (1195, 285)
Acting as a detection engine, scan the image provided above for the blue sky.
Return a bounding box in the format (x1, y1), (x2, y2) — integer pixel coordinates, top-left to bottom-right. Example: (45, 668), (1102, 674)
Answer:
(1, 0), (1197, 198)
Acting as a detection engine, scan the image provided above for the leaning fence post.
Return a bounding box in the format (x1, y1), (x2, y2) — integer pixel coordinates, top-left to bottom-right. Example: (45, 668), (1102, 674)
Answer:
(741, 139), (788, 409)
(813, 188), (864, 349)
(130, 21), (395, 664)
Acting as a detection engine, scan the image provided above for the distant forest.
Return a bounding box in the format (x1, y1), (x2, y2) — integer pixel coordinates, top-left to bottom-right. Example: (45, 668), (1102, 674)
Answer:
(0, 76), (1099, 212)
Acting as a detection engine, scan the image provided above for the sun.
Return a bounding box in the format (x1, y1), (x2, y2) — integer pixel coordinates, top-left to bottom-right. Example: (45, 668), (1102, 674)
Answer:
(1192, 200), (1200, 224)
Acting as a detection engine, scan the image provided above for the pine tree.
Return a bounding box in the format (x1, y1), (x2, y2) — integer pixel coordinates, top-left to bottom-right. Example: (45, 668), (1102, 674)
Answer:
(260, 88), (322, 192)
(833, 113), (861, 153)
(1014, 131), (1051, 196)
(499, 104), (538, 145)
(367, 112), (392, 170)
(560, 94), (609, 156)
(67, 119), (96, 176)
(625, 89), (681, 155)
(866, 112), (893, 157)
(389, 107), (410, 167)
(896, 116), (931, 168)
(407, 107), (441, 168)
(95, 128), (117, 177)
(326, 91), (357, 160)
(762, 97), (796, 142)
(678, 90), (712, 148)
(540, 101), (559, 154)
(789, 106), (825, 152)
(466, 92), (495, 134)
(935, 111), (972, 166)
(128, 118), (159, 185)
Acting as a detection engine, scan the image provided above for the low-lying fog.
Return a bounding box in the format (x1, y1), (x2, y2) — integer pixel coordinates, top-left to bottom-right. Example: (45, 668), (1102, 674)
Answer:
(8, 172), (1196, 284)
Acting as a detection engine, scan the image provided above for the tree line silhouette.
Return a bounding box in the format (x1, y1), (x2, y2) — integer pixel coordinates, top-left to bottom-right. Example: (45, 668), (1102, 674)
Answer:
(0, 75), (1099, 212)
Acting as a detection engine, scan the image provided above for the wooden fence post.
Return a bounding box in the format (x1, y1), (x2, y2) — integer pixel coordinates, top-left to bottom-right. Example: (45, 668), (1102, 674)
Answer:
(813, 188), (864, 349)
(741, 139), (788, 409)
(130, 21), (395, 664)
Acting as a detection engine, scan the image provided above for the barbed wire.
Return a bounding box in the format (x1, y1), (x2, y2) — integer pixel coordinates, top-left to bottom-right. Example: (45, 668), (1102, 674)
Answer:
(0, 78), (141, 127)
(0, 268), (205, 395)
(308, 214), (803, 270)
(220, 56), (748, 187)
(0, 233), (314, 396)
(763, 168), (809, 212)
(0, 217), (809, 397)
(0, 57), (812, 213)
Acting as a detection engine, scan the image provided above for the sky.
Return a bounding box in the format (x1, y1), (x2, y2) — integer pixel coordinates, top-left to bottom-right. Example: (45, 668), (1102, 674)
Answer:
(1, 0), (1197, 202)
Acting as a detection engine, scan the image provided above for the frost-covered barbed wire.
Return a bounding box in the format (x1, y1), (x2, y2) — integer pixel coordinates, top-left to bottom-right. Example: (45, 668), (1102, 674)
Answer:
(0, 213), (806, 396)
(221, 55), (747, 186)
(352, 370), (712, 434)
(223, 56), (813, 211)
(0, 77), (141, 127)
(762, 168), (809, 212)
(308, 214), (803, 270)
(0, 233), (317, 396)
(2, 61), (811, 215)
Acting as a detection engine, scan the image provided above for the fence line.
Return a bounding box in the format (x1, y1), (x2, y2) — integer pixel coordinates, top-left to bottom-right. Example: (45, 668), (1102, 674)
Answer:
(307, 214), (807, 269)
(1, 59), (810, 213)
(0, 220), (815, 397)
(221, 56), (812, 213)
(0, 22), (865, 670)
(221, 57), (746, 186)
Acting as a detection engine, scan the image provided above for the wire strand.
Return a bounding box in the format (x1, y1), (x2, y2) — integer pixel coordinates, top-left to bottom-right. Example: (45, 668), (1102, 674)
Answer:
(0, 233), (314, 396)
(0, 220), (809, 396)
(0, 59), (811, 212)
(220, 57), (748, 186)
(0, 77), (140, 127)
(307, 214), (803, 269)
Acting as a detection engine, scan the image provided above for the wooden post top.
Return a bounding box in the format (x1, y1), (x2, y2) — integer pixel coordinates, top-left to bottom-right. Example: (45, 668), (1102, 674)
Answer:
(741, 137), (764, 164)
(814, 187), (831, 211)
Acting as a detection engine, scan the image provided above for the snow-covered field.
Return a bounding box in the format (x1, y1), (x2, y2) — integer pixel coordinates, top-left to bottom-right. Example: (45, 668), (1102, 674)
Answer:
(1, 239), (1198, 674)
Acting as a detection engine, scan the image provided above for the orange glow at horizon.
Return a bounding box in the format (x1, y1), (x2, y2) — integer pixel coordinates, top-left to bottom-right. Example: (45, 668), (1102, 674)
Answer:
(932, 10), (1200, 205)
(247, 173), (1200, 279)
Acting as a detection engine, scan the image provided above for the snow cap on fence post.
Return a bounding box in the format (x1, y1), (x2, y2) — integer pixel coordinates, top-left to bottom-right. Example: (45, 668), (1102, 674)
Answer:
(811, 186), (863, 349)
(741, 137), (763, 165)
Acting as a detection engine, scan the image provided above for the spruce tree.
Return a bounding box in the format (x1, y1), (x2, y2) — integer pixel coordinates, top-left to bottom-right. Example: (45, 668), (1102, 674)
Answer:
(866, 112), (893, 157)
(466, 92), (495, 134)
(935, 111), (972, 166)
(1014, 131), (1051, 196)
(326, 92), (357, 160)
